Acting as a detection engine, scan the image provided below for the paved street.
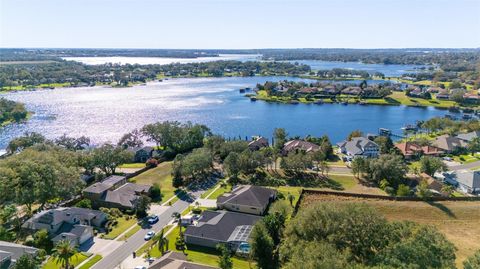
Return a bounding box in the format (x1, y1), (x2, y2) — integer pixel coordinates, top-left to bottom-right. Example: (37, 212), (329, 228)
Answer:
(91, 198), (190, 269)
(449, 160), (480, 170)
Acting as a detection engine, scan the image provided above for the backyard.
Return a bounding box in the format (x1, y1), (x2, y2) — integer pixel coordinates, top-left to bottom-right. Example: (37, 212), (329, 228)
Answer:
(300, 193), (480, 267)
(129, 161), (178, 202)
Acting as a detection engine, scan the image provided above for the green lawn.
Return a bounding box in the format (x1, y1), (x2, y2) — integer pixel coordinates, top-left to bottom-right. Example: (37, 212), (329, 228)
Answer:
(118, 163), (146, 168)
(42, 253), (90, 269)
(101, 216), (139, 240)
(77, 255), (102, 269)
(136, 225), (173, 256)
(201, 182), (231, 199)
(328, 174), (357, 190)
(122, 224), (142, 240)
(453, 153), (480, 164)
(130, 162), (178, 202)
(150, 227), (252, 269)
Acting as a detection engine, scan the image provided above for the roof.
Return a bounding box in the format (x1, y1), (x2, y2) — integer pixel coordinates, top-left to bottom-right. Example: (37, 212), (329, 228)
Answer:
(456, 170), (480, 189)
(433, 135), (467, 151)
(184, 210), (261, 243)
(395, 142), (444, 156)
(83, 175), (126, 194)
(149, 252), (217, 269)
(52, 225), (92, 243)
(283, 140), (319, 153)
(22, 207), (106, 229)
(217, 185), (276, 208)
(337, 137), (379, 155)
(457, 131), (480, 142)
(248, 137), (269, 150)
(0, 241), (38, 261)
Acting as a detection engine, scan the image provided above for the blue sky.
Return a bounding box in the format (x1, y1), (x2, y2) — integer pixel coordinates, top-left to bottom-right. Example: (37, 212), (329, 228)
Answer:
(1, 0), (479, 49)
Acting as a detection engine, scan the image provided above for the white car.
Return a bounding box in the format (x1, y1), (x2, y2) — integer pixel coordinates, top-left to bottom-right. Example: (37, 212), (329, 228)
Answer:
(134, 266), (146, 269)
(144, 231), (155, 240)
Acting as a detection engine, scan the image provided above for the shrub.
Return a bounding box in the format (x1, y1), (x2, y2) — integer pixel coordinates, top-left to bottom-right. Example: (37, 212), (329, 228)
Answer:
(75, 198), (92, 209)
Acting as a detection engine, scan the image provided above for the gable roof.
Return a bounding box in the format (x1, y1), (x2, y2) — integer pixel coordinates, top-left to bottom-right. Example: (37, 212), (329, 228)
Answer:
(185, 210), (261, 243)
(337, 137), (379, 155)
(395, 142), (444, 156)
(457, 131), (480, 142)
(456, 170), (480, 189)
(0, 241), (38, 262)
(283, 140), (319, 153)
(433, 135), (467, 151)
(248, 137), (269, 150)
(22, 207), (106, 229)
(217, 185), (276, 208)
(83, 175), (126, 194)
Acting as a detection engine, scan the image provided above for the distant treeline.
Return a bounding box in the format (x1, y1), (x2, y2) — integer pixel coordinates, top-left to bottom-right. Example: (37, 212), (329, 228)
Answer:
(0, 60), (310, 89)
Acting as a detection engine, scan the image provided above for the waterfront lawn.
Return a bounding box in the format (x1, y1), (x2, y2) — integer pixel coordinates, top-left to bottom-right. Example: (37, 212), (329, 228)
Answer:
(150, 226), (252, 269)
(387, 91), (456, 108)
(43, 253), (90, 269)
(101, 216), (139, 240)
(78, 255), (102, 269)
(130, 162), (177, 202)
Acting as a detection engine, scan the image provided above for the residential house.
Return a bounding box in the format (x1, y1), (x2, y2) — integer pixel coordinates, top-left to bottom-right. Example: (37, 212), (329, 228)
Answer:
(319, 85), (338, 95)
(184, 210), (261, 250)
(248, 136), (269, 151)
(463, 93), (480, 103)
(427, 87), (442, 93)
(83, 175), (152, 210)
(407, 87), (424, 98)
(341, 86), (362, 95)
(282, 140), (320, 155)
(337, 137), (380, 158)
(432, 135), (467, 153)
(217, 185), (277, 216)
(127, 146), (153, 163)
(0, 241), (38, 269)
(451, 170), (480, 194)
(297, 87), (317, 95)
(457, 131), (480, 143)
(149, 252), (217, 269)
(395, 142), (444, 160)
(436, 89), (450, 100)
(22, 207), (106, 246)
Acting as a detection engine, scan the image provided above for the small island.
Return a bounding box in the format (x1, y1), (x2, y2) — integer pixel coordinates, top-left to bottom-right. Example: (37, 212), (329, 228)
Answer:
(0, 98), (29, 126)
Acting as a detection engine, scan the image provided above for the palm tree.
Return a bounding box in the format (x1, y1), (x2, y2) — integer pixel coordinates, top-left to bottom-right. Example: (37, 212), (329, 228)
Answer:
(158, 229), (169, 255)
(51, 240), (77, 269)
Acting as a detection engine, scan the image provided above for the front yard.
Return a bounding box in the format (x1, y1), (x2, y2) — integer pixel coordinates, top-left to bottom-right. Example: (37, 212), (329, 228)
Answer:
(100, 216), (139, 240)
(42, 253), (90, 269)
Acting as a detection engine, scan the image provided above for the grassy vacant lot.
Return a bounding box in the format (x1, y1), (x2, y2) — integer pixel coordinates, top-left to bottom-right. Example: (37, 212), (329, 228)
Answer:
(101, 216), (138, 240)
(130, 162), (177, 202)
(150, 226), (253, 269)
(300, 193), (480, 267)
(78, 254), (102, 269)
(42, 253), (90, 269)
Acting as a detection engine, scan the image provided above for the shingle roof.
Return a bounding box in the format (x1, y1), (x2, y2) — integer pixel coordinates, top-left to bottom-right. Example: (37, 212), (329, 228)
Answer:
(184, 211), (261, 243)
(84, 175), (126, 194)
(217, 185), (276, 208)
(23, 207), (106, 229)
(283, 140), (319, 153)
(337, 137), (378, 156)
(456, 170), (480, 189)
(433, 135), (467, 151)
(457, 131), (480, 142)
(0, 241), (38, 261)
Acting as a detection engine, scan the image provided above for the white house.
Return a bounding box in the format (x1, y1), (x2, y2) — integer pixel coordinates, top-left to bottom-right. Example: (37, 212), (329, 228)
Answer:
(337, 137), (379, 158)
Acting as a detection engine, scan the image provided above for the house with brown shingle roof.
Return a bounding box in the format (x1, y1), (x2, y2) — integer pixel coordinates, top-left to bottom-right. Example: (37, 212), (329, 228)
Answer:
(217, 185), (277, 215)
(395, 142), (444, 160)
(282, 140), (320, 155)
(432, 135), (467, 153)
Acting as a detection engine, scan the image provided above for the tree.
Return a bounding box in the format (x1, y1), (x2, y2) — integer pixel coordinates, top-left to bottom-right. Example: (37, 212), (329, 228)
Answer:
(281, 152), (312, 174)
(347, 130), (363, 141)
(55, 134), (90, 151)
(467, 137), (480, 155)
(464, 249), (480, 269)
(13, 254), (39, 269)
(33, 229), (53, 253)
(0, 226), (14, 241)
(419, 156), (447, 176)
(250, 221), (275, 269)
(157, 229), (168, 255)
(75, 199), (92, 209)
(224, 152), (240, 182)
(351, 157), (368, 178)
(217, 244), (233, 269)
(51, 240), (78, 269)
(273, 128), (287, 150)
(373, 136), (394, 154)
(310, 150), (326, 173)
(117, 129), (144, 148)
(171, 148), (213, 186)
(134, 195), (151, 218)
(287, 193), (294, 207)
(416, 180), (432, 199)
(396, 184), (411, 197)
(441, 184), (455, 197)
(368, 154), (407, 187)
(150, 183), (161, 200)
(92, 143), (133, 176)
(281, 241), (349, 269)
(7, 132), (46, 153)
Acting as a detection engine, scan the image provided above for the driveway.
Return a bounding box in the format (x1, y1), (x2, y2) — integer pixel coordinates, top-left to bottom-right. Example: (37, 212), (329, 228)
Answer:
(194, 198), (217, 208)
(148, 204), (169, 216)
(79, 237), (123, 256)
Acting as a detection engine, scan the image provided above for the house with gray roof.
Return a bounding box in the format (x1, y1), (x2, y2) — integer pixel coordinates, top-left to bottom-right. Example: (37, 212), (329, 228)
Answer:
(149, 251), (217, 269)
(456, 131), (480, 143)
(282, 140), (320, 155)
(22, 207), (106, 246)
(0, 241), (38, 269)
(217, 185), (276, 215)
(248, 136), (269, 151)
(184, 210), (261, 250)
(127, 146), (154, 163)
(337, 137), (379, 158)
(453, 170), (480, 194)
(432, 135), (467, 153)
(83, 175), (152, 210)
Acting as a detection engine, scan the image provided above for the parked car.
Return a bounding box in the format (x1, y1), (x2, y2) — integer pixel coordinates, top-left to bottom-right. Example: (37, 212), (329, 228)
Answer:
(134, 266), (146, 269)
(147, 215), (159, 224)
(144, 231), (155, 240)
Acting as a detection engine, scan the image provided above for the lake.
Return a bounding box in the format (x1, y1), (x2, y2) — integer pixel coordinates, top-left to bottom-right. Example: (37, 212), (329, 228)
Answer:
(0, 76), (447, 149)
